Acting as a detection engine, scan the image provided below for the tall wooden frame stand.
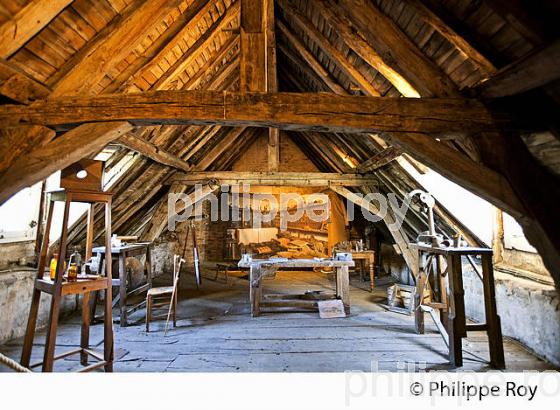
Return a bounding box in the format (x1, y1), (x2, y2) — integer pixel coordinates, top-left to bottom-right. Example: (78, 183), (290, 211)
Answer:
(20, 189), (114, 372)
(411, 244), (505, 369)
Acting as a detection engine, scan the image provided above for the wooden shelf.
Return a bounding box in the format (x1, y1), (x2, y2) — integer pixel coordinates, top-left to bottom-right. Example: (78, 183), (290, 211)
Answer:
(35, 277), (111, 296)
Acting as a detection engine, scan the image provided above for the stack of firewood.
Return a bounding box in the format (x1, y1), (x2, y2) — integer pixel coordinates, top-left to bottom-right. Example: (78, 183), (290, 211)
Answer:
(242, 234), (327, 259)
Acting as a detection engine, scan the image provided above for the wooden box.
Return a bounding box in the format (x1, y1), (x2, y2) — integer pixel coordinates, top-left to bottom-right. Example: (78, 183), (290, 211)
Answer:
(60, 159), (104, 192)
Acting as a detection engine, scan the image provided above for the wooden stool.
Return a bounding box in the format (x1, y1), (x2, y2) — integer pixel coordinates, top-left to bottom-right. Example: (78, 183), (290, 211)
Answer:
(411, 244), (505, 369)
(20, 189), (114, 372)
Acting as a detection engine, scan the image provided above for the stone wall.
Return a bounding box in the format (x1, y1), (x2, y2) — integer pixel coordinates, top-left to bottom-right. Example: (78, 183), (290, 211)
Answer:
(0, 268), (78, 344)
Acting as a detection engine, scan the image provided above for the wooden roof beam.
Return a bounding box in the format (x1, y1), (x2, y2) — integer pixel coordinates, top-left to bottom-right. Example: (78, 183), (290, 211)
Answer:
(406, 0), (497, 76)
(406, 0), (508, 69)
(168, 171), (380, 186)
(0, 91), (517, 134)
(333, 0), (459, 97)
(356, 146), (402, 173)
(117, 134), (192, 173)
(312, 0), (420, 97)
(330, 185), (418, 275)
(277, 21), (346, 94)
(0, 58), (50, 103)
(0, 122), (132, 204)
(474, 39), (560, 98)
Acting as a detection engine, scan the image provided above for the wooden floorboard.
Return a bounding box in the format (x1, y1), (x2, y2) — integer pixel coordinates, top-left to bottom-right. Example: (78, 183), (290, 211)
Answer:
(0, 270), (556, 372)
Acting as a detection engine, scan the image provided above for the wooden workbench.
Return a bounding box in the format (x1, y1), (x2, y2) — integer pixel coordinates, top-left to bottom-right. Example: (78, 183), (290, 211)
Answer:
(238, 258), (355, 317)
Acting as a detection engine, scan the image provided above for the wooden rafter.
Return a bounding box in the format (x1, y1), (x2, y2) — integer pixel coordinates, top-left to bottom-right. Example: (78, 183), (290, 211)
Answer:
(356, 146), (402, 173)
(332, 0), (459, 97)
(312, 0), (420, 97)
(474, 39), (560, 98)
(277, 21), (346, 94)
(406, 0), (497, 76)
(117, 134), (192, 173)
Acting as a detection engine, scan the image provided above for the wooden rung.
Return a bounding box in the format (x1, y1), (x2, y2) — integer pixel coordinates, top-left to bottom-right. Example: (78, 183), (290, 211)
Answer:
(83, 348), (104, 361)
(261, 299), (319, 308)
(263, 293), (336, 301)
(466, 323), (488, 331)
(78, 361), (107, 373)
(29, 347), (82, 368)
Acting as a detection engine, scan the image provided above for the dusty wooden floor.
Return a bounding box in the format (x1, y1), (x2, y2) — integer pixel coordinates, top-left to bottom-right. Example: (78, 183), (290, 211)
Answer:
(1, 269), (556, 372)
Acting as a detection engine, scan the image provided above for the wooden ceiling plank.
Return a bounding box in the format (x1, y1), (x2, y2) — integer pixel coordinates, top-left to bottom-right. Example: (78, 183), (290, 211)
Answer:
(277, 0), (381, 97)
(0, 0), (74, 59)
(123, 0), (224, 92)
(49, 0), (184, 96)
(153, 1), (240, 90)
(277, 20), (346, 94)
(406, 0), (496, 76)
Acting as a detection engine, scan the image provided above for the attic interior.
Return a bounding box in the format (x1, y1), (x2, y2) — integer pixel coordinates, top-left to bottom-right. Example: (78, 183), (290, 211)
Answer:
(0, 0), (559, 373)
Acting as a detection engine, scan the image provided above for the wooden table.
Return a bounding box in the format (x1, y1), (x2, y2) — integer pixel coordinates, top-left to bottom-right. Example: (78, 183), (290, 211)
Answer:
(238, 258), (354, 317)
(346, 250), (376, 291)
(410, 244), (505, 369)
(93, 243), (153, 327)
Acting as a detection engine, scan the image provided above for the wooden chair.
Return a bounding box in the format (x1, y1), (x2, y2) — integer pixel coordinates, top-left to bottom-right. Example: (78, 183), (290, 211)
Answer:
(145, 255), (184, 333)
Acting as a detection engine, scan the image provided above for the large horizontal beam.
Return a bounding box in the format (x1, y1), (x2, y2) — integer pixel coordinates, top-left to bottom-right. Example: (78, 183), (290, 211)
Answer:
(168, 171), (380, 186)
(0, 91), (518, 134)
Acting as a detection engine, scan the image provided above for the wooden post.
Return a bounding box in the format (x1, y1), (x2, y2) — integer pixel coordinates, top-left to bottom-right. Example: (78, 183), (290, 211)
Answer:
(118, 252), (127, 327)
(80, 291), (91, 366)
(250, 265), (262, 317)
(335, 266), (350, 314)
(446, 254), (465, 367)
(21, 199), (53, 367)
(481, 253), (505, 369)
(85, 204), (95, 261)
(103, 199), (114, 372)
(42, 195), (71, 371)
